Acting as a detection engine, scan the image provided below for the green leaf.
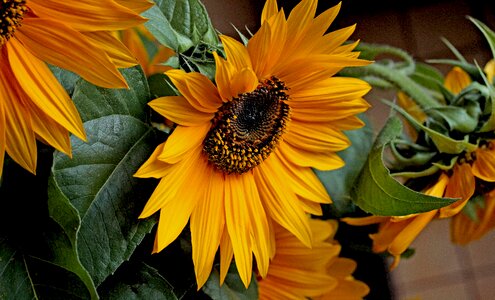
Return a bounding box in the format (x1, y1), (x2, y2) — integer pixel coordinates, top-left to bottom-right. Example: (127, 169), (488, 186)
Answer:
(49, 64), (81, 95)
(49, 66), (160, 288)
(50, 115), (158, 287)
(203, 265), (258, 300)
(0, 236), (37, 299)
(71, 67), (150, 122)
(385, 100), (477, 154)
(468, 17), (495, 60)
(146, 0), (219, 53)
(98, 262), (178, 300)
(410, 62), (444, 93)
(148, 73), (178, 99)
(426, 106), (479, 133)
(351, 117), (458, 216)
(142, 5), (180, 51)
(316, 116), (373, 217)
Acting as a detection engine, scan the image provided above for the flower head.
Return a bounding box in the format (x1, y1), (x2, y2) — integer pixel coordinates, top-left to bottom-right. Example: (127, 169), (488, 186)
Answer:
(0, 0), (151, 176)
(344, 62), (495, 265)
(136, 0), (370, 288)
(258, 219), (369, 300)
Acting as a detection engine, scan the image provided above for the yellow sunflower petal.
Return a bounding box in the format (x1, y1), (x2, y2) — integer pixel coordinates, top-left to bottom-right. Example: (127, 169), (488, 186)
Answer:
(444, 66), (472, 94)
(158, 123), (210, 164)
(152, 154), (208, 253)
(388, 210), (437, 256)
(213, 52), (237, 101)
(219, 35), (253, 72)
(243, 173), (270, 278)
(274, 149), (331, 203)
(485, 59), (495, 83)
(229, 67), (258, 96)
(25, 100), (71, 156)
(82, 31), (137, 69)
(134, 142), (173, 178)
(284, 0), (318, 54)
(440, 163), (475, 218)
(291, 98), (370, 122)
(139, 147), (202, 218)
(28, 0), (146, 32)
(6, 38), (86, 141)
(190, 168), (225, 288)
(0, 68), (37, 173)
(255, 159), (312, 247)
(317, 25), (357, 55)
(341, 216), (390, 226)
(219, 229), (234, 285)
(285, 121), (350, 153)
(278, 141), (345, 171)
(260, 0), (278, 23)
(224, 174), (253, 288)
(472, 146), (495, 182)
(166, 69), (222, 112)
(115, 0), (153, 14)
(148, 96), (213, 126)
(369, 220), (412, 253)
(290, 77), (371, 102)
(17, 18), (127, 88)
(249, 11), (287, 79)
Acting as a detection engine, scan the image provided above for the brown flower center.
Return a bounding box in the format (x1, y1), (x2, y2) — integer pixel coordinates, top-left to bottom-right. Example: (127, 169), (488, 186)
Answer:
(0, 0), (28, 46)
(203, 77), (290, 174)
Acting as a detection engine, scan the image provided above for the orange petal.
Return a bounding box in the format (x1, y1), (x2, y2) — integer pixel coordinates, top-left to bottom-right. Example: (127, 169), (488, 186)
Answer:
(82, 31), (137, 69)
(472, 146), (495, 182)
(254, 158), (313, 247)
(219, 35), (253, 73)
(190, 169), (225, 288)
(148, 96), (213, 126)
(440, 163), (475, 218)
(0, 65), (37, 173)
(158, 123), (210, 164)
(152, 153), (208, 253)
(28, 0), (146, 32)
(134, 142), (173, 178)
(224, 174), (253, 288)
(7, 38), (86, 141)
(166, 69), (222, 113)
(17, 18), (127, 88)
(444, 67), (471, 94)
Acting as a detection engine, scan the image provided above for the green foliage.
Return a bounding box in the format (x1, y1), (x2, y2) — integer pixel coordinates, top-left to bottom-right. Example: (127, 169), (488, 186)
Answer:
(203, 265), (258, 300)
(144, 0), (220, 79)
(98, 262), (178, 299)
(351, 117), (458, 216)
(316, 115), (373, 217)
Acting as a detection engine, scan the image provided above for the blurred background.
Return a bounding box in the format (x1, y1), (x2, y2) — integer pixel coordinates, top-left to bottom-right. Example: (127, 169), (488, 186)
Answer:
(201, 0), (495, 299)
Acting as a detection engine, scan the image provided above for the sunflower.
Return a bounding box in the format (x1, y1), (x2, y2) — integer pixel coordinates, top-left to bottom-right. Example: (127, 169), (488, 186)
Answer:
(135, 0), (371, 288)
(258, 219), (369, 300)
(343, 65), (495, 266)
(119, 25), (174, 77)
(0, 0), (151, 177)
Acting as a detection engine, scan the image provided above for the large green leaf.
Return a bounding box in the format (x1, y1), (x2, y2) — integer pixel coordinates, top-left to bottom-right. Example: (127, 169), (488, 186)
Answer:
(98, 262), (178, 299)
(50, 115), (158, 286)
(203, 265), (258, 300)
(0, 147), (96, 299)
(316, 116), (373, 217)
(351, 117), (458, 216)
(48, 66), (160, 289)
(144, 0), (219, 53)
(71, 67), (150, 122)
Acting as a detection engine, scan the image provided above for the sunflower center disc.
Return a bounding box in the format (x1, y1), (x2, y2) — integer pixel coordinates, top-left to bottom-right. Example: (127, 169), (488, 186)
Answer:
(203, 77), (290, 174)
(0, 0), (28, 46)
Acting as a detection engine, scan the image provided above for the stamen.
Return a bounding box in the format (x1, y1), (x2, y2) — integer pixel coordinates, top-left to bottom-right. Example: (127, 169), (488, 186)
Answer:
(203, 77), (291, 174)
(0, 0), (28, 46)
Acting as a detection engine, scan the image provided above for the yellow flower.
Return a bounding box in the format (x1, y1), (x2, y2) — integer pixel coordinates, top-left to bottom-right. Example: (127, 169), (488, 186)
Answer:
(119, 25), (174, 77)
(343, 66), (486, 267)
(0, 0), (151, 177)
(258, 219), (369, 300)
(135, 0), (370, 288)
